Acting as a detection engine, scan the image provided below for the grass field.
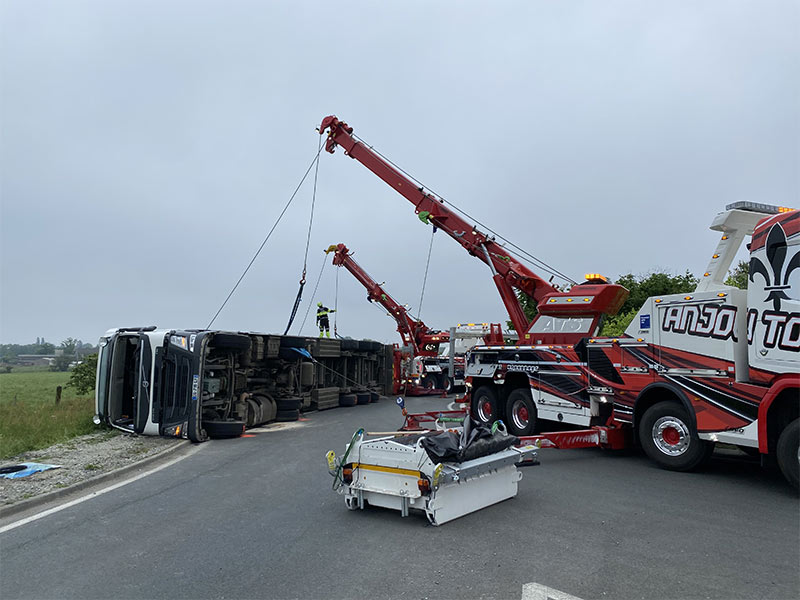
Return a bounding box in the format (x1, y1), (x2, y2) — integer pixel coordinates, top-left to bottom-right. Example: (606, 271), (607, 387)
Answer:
(0, 370), (98, 460)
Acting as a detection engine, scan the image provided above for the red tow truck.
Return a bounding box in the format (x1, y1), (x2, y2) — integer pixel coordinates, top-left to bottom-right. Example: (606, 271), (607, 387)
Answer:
(320, 115), (800, 488)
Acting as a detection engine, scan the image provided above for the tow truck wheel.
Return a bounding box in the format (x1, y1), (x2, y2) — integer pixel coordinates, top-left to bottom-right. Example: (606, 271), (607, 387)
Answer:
(639, 401), (713, 471)
(776, 418), (799, 490)
(505, 388), (537, 436)
(442, 375), (453, 394)
(471, 386), (498, 425)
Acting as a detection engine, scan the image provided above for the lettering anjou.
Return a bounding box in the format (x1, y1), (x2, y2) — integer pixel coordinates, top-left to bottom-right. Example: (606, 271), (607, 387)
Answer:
(661, 303), (737, 342)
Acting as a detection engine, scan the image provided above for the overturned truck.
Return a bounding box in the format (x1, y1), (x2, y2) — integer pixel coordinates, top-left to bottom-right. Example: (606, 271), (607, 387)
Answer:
(94, 327), (393, 442)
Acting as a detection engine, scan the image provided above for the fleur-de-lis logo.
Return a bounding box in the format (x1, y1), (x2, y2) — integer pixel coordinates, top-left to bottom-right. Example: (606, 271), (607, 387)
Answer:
(749, 223), (800, 310)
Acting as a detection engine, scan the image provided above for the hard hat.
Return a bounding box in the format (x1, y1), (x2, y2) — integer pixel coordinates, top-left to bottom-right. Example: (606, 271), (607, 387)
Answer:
(317, 302), (323, 306)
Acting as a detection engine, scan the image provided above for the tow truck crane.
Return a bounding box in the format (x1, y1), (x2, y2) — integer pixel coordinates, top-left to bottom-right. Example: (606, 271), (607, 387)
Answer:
(319, 116), (799, 488)
(325, 242), (449, 395)
(318, 115), (629, 345)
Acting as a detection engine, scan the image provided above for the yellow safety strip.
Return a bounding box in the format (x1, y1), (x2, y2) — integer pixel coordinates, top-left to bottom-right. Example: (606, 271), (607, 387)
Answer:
(352, 463), (421, 477)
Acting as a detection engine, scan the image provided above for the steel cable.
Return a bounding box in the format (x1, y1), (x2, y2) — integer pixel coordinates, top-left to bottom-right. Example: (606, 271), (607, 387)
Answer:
(351, 133), (577, 285)
(206, 146), (323, 330)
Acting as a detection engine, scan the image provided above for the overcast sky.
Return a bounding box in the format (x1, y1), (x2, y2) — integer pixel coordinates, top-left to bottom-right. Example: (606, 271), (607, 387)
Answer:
(1, 0), (797, 346)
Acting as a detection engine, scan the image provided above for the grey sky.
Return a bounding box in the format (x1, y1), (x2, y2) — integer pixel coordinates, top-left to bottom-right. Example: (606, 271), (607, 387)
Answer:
(1, 1), (797, 345)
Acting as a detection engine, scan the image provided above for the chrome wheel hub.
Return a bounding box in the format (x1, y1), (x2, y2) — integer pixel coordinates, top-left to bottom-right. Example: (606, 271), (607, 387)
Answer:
(653, 416), (690, 456)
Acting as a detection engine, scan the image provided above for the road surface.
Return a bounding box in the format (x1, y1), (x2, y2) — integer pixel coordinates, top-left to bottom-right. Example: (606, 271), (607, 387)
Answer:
(1, 396), (797, 599)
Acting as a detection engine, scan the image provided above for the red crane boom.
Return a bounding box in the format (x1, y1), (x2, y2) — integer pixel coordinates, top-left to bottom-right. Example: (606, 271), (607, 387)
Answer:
(326, 243), (446, 357)
(319, 115), (628, 344)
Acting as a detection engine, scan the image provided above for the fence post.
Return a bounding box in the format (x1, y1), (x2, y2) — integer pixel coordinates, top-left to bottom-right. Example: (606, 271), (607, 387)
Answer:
(56, 385), (62, 404)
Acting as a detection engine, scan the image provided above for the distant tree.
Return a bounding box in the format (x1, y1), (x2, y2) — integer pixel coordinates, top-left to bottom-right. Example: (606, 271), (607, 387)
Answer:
(35, 342), (55, 355)
(506, 290), (539, 331)
(725, 260), (749, 290)
(60, 338), (79, 356)
(599, 270), (698, 336)
(67, 354), (98, 394)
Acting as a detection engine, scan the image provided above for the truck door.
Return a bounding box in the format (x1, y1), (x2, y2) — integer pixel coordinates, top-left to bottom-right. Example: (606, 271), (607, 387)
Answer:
(133, 333), (153, 434)
(153, 335), (199, 438)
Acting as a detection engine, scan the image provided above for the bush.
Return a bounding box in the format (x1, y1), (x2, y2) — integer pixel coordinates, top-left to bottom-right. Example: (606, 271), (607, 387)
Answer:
(67, 354), (98, 394)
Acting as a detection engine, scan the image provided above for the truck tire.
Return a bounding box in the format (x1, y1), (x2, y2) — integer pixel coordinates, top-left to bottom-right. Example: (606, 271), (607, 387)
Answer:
(276, 409), (300, 422)
(276, 397), (302, 411)
(420, 375), (436, 391)
(505, 388), (537, 436)
(339, 394), (357, 407)
(210, 333), (251, 352)
(471, 386), (498, 425)
(777, 418), (799, 490)
(203, 419), (246, 438)
(442, 375), (453, 394)
(356, 392), (371, 405)
(639, 401), (714, 471)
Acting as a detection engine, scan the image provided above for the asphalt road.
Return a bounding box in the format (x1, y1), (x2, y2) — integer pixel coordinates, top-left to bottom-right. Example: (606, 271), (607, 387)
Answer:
(1, 396), (798, 600)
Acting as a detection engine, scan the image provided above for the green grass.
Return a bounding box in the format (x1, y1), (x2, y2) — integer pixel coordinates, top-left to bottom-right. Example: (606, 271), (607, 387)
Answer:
(0, 371), (98, 460)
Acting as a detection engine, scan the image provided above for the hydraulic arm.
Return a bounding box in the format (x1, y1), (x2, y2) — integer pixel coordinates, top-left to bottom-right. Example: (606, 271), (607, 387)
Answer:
(319, 116), (628, 342)
(326, 243), (446, 356)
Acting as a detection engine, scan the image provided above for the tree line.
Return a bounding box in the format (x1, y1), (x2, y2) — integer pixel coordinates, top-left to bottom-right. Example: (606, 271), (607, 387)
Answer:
(0, 337), (99, 372)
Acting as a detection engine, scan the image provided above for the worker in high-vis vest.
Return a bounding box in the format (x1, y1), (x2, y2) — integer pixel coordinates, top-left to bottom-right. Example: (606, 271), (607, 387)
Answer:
(316, 302), (336, 338)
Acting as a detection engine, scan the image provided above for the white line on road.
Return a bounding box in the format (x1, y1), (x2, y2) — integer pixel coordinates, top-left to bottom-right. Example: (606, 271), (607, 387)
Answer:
(0, 444), (203, 534)
(521, 582), (585, 600)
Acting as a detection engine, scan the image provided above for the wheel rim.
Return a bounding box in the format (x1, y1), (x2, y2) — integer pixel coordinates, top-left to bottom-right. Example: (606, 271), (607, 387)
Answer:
(478, 399), (492, 422)
(511, 400), (529, 431)
(652, 416), (691, 456)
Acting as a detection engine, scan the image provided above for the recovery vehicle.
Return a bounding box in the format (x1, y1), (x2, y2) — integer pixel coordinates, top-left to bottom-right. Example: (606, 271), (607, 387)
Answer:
(319, 115), (800, 487)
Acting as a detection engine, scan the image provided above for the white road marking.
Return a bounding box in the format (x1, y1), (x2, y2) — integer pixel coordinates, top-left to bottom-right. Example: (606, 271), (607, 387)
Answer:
(446, 401), (467, 411)
(521, 583), (585, 600)
(0, 444), (203, 534)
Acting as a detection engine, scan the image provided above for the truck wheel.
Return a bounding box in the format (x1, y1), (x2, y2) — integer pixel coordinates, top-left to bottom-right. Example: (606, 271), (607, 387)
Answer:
(339, 394), (357, 407)
(203, 419), (246, 438)
(440, 374), (453, 394)
(276, 397), (302, 411)
(209, 333), (251, 352)
(505, 388), (537, 436)
(276, 409), (300, 422)
(420, 376), (435, 391)
(777, 418), (799, 490)
(471, 386), (498, 425)
(639, 401), (713, 471)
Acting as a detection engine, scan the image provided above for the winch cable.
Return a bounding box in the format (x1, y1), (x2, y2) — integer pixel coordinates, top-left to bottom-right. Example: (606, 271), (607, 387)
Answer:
(284, 135), (325, 334)
(333, 266), (340, 338)
(206, 145), (324, 330)
(296, 255), (328, 334)
(415, 225), (436, 321)
(351, 133), (577, 286)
